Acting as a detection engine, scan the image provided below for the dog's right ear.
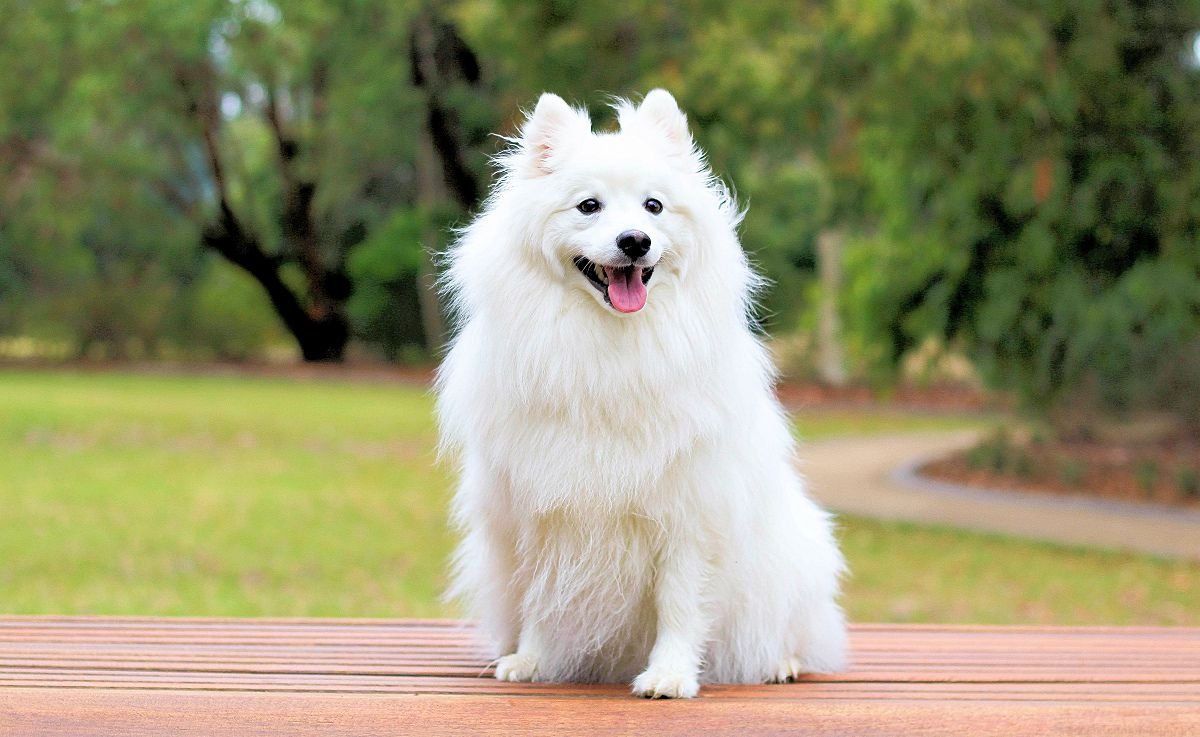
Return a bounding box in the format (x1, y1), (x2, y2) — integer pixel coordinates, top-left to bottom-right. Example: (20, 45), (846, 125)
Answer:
(515, 93), (591, 177)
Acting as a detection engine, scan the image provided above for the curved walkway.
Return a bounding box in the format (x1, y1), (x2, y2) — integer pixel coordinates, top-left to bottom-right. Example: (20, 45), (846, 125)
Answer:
(802, 430), (1200, 560)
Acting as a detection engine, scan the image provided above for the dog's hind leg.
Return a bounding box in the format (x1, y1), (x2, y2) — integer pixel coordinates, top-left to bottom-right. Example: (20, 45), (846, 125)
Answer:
(460, 517), (523, 657)
(772, 518), (848, 680)
(784, 592), (848, 676)
(450, 457), (523, 657)
(770, 601), (847, 681)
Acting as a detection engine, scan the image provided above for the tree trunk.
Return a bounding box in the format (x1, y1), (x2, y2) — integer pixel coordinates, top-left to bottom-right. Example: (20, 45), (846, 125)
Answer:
(181, 56), (351, 364)
(817, 228), (848, 386)
(201, 205), (349, 362)
(409, 6), (485, 355)
(266, 87), (351, 363)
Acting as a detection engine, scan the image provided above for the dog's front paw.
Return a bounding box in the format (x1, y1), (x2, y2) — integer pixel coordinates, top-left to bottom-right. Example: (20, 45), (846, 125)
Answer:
(632, 665), (700, 699)
(494, 652), (540, 682)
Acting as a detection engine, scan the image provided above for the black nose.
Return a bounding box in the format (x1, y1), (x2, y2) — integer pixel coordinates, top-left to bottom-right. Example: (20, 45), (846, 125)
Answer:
(617, 230), (651, 259)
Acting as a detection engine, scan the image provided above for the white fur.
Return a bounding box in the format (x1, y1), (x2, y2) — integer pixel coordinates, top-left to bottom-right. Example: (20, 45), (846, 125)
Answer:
(435, 89), (847, 698)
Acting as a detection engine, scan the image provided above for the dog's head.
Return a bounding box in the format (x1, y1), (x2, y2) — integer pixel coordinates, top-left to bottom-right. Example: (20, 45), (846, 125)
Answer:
(499, 90), (737, 316)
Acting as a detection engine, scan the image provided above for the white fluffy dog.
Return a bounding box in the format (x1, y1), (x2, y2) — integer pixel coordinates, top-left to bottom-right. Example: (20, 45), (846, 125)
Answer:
(435, 89), (846, 698)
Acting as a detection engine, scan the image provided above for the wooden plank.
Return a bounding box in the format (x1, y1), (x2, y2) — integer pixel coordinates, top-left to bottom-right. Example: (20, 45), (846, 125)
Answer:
(2, 689), (1198, 737)
(0, 618), (1197, 736)
(2, 673), (1199, 701)
(1, 621), (1195, 686)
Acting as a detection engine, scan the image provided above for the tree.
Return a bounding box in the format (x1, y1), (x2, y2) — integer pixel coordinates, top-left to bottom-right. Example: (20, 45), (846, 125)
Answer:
(843, 0), (1200, 428)
(5, 0), (491, 362)
(0, 0), (205, 357)
(454, 0), (855, 338)
(8, 0), (1195, 400)
(409, 4), (488, 353)
(164, 1), (421, 362)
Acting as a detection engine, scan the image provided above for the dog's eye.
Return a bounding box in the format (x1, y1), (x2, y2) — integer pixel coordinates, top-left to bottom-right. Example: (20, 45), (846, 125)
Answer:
(577, 198), (601, 214)
(643, 198), (663, 215)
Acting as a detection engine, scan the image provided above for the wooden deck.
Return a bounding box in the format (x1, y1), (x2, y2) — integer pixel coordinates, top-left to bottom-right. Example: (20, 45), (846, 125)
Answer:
(0, 618), (1197, 736)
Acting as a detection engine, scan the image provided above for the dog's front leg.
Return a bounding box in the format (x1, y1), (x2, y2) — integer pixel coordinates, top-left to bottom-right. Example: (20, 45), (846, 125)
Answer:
(632, 537), (710, 698)
(494, 616), (547, 683)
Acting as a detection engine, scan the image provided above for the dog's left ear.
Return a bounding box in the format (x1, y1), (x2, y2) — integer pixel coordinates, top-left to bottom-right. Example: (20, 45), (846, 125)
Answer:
(624, 89), (695, 159)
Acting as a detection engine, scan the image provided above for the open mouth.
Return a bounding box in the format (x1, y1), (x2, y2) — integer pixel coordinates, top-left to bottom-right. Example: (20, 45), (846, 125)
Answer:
(573, 257), (655, 313)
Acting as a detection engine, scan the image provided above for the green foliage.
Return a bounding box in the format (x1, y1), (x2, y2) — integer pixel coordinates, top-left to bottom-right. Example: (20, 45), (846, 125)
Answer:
(968, 429), (1014, 473)
(963, 428), (1035, 478)
(1178, 468), (1200, 498)
(346, 208), (447, 360)
(452, 0), (860, 330)
(841, 0), (1200, 425)
(0, 0), (471, 361)
(186, 260), (290, 361)
(1135, 459), (1160, 495)
(1, 0), (1198, 390)
(1012, 450), (1035, 479)
(1060, 459), (1086, 487)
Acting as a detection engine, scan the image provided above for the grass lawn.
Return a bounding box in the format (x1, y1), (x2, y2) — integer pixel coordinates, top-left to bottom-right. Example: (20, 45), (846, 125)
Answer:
(2, 369), (1197, 625)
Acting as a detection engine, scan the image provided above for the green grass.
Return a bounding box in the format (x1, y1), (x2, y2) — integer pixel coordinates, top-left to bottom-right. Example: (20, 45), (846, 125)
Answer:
(842, 519), (1199, 625)
(2, 369), (1197, 625)
(1, 370), (451, 617)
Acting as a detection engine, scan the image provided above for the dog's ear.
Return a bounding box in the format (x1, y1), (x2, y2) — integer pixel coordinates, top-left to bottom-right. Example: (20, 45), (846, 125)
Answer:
(626, 89), (695, 159)
(516, 93), (591, 177)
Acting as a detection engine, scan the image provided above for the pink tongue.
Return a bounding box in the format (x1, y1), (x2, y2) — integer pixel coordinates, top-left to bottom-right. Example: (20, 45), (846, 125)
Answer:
(605, 266), (647, 313)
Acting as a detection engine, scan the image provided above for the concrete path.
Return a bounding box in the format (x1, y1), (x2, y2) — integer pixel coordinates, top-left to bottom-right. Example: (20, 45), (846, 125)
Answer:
(801, 430), (1200, 561)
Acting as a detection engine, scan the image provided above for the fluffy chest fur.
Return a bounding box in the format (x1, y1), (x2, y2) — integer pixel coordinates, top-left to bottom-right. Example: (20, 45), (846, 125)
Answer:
(438, 277), (763, 515)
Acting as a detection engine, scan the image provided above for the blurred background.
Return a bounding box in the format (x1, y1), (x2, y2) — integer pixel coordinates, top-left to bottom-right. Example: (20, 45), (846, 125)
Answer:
(1, 0), (1198, 623)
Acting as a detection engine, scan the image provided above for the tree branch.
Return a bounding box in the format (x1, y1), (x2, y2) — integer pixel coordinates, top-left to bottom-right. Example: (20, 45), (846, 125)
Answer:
(262, 82), (337, 318)
(175, 61), (325, 349)
(409, 9), (483, 209)
(265, 85), (299, 166)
